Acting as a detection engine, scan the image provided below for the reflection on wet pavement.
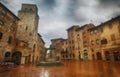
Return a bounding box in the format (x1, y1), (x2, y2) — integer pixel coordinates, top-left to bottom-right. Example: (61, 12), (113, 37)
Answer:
(0, 61), (120, 77)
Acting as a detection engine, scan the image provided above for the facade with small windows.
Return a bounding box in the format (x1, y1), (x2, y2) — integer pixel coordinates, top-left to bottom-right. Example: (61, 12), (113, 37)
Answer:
(51, 38), (66, 61)
(67, 25), (79, 60)
(89, 26), (102, 61)
(0, 3), (19, 62)
(89, 16), (120, 61)
(75, 24), (95, 60)
(60, 39), (69, 60)
(99, 16), (120, 61)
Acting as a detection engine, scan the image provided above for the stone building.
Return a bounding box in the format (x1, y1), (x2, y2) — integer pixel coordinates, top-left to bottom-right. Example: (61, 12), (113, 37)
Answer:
(67, 25), (79, 60)
(95, 16), (120, 61)
(73, 24), (95, 60)
(89, 26), (102, 61)
(17, 4), (39, 52)
(61, 39), (69, 60)
(0, 3), (45, 64)
(67, 24), (95, 60)
(51, 38), (65, 60)
(16, 4), (45, 64)
(0, 3), (19, 62)
(37, 33), (45, 62)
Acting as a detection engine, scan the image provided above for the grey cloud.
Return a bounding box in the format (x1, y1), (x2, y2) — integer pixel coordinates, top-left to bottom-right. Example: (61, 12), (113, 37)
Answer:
(96, 0), (120, 18)
(0, 0), (9, 4)
(99, 0), (120, 7)
(64, 0), (94, 23)
(36, 0), (56, 11)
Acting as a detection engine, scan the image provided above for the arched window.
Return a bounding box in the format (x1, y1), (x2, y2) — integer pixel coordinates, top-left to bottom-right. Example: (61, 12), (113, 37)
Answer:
(33, 44), (36, 52)
(0, 20), (4, 25)
(8, 36), (12, 44)
(96, 39), (100, 44)
(0, 32), (3, 39)
(101, 38), (107, 44)
(118, 25), (120, 33)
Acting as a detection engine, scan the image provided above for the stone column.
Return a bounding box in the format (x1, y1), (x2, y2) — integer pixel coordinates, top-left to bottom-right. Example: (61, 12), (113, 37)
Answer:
(21, 56), (25, 64)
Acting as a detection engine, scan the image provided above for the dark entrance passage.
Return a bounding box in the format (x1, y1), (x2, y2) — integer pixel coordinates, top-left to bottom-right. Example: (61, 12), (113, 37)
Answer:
(84, 53), (88, 60)
(12, 52), (22, 65)
(78, 54), (81, 60)
(105, 51), (110, 61)
(113, 52), (120, 61)
(96, 52), (102, 60)
(92, 54), (95, 60)
(4, 52), (11, 62)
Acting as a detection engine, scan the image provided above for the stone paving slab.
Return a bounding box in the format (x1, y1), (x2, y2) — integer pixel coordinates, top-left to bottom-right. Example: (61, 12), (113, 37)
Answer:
(0, 61), (120, 77)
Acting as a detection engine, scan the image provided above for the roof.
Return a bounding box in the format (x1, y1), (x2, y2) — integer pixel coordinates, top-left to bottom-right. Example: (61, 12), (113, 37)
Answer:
(0, 2), (19, 20)
(89, 15), (120, 31)
(76, 23), (94, 31)
(66, 25), (79, 31)
(98, 16), (120, 27)
(51, 38), (65, 42)
(37, 33), (45, 44)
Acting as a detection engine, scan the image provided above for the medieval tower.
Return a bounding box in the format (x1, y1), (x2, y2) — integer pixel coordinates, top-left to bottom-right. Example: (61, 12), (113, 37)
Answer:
(17, 4), (39, 52)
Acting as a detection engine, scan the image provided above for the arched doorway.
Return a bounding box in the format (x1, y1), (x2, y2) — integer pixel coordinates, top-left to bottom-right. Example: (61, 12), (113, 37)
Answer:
(92, 54), (95, 60)
(113, 52), (120, 61)
(96, 52), (102, 60)
(105, 51), (110, 61)
(78, 51), (81, 60)
(12, 52), (22, 65)
(84, 53), (88, 60)
(4, 52), (11, 62)
(78, 54), (81, 60)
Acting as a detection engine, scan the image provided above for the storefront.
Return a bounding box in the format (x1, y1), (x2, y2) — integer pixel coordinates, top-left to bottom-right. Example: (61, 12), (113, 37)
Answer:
(104, 46), (120, 61)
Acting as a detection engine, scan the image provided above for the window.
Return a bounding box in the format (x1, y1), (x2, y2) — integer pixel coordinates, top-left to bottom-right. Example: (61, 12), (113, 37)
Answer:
(0, 32), (3, 39)
(101, 39), (107, 44)
(94, 30), (97, 33)
(109, 23), (112, 29)
(66, 41), (67, 44)
(84, 41), (87, 47)
(26, 26), (28, 31)
(90, 31), (93, 34)
(8, 36), (12, 44)
(100, 28), (103, 33)
(2, 9), (6, 15)
(96, 39), (100, 44)
(10, 27), (15, 31)
(33, 44), (36, 52)
(30, 8), (33, 11)
(29, 32), (32, 36)
(111, 34), (116, 41)
(72, 40), (74, 44)
(0, 20), (4, 25)
(91, 48), (94, 52)
(91, 40), (94, 45)
(83, 32), (86, 38)
(118, 26), (120, 33)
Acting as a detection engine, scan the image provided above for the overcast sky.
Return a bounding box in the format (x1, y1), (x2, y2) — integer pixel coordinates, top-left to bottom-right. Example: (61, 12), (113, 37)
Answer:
(1, 0), (120, 47)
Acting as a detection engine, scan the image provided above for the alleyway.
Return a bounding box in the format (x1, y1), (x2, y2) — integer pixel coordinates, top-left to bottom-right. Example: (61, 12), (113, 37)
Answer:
(0, 61), (120, 77)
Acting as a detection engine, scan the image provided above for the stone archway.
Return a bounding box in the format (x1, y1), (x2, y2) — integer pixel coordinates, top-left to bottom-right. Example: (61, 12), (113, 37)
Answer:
(92, 54), (95, 60)
(4, 52), (11, 62)
(84, 53), (88, 60)
(113, 52), (120, 61)
(78, 54), (81, 60)
(105, 51), (110, 61)
(96, 52), (102, 60)
(12, 52), (22, 65)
